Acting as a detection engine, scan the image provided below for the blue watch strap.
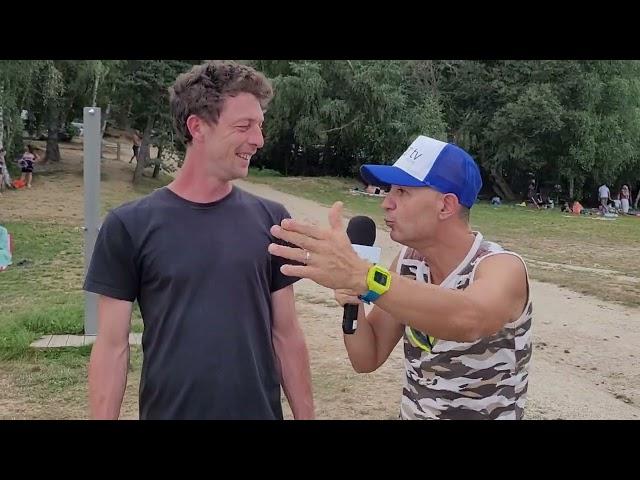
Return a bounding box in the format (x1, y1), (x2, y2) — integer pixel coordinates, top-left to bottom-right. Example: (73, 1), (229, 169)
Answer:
(358, 290), (381, 304)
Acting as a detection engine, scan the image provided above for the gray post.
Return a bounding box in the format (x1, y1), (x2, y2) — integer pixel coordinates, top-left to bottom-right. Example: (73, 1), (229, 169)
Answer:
(83, 107), (101, 336)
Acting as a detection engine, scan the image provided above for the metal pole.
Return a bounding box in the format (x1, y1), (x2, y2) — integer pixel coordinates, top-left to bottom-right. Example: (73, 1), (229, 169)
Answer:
(83, 107), (101, 336)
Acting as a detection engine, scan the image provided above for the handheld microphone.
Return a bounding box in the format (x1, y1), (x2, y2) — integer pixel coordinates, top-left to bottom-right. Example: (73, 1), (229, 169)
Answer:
(343, 216), (377, 334)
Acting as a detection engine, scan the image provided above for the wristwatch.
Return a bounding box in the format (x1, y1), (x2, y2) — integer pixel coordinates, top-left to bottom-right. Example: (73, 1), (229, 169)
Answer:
(358, 264), (391, 304)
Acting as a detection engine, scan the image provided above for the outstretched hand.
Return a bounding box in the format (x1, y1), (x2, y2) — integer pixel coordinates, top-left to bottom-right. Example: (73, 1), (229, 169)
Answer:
(268, 202), (370, 295)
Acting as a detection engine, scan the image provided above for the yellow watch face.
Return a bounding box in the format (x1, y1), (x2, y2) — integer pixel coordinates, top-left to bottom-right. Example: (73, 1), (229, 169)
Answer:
(367, 265), (391, 295)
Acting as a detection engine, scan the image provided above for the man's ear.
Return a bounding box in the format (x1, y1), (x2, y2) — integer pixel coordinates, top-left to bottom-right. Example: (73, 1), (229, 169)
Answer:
(439, 193), (461, 221)
(186, 115), (207, 143)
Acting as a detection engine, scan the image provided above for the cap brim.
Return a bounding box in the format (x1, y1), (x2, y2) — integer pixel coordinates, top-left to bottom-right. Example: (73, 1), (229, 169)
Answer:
(360, 164), (427, 188)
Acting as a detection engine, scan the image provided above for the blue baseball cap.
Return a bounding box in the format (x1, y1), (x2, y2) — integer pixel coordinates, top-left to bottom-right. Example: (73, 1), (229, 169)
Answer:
(360, 136), (483, 208)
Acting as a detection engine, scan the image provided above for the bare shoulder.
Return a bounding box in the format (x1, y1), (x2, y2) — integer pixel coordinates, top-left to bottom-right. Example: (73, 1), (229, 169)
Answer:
(475, 252), (529, 305)
(474, 253), (528, 316)
(475, 252), (527, 280)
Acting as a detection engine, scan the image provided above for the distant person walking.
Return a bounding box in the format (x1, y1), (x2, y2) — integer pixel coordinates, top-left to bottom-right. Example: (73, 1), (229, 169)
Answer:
(129, 131), (142, 163)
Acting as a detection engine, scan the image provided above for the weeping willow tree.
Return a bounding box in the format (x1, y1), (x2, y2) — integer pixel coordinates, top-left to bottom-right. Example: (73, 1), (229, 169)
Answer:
(85, 60), (122, 136)
(40, 61), (66, 161)
(0, 60), (48, 161)
(109, 60), (198, 183)
(251, 60), (447, 177)
(19, 60), (117, 162)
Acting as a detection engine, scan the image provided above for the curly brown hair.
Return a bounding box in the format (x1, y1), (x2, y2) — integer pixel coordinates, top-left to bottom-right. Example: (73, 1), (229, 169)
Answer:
(169, 61), (273, 143)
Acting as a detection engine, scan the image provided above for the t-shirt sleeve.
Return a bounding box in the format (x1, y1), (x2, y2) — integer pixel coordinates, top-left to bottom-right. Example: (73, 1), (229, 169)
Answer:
(270, 206), (302, 293)
(83, 211), (139, 302)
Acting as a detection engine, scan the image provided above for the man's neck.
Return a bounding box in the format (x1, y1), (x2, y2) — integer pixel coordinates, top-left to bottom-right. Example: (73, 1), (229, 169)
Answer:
(168, 150), (232, 203)
(414, 227), (477, 285)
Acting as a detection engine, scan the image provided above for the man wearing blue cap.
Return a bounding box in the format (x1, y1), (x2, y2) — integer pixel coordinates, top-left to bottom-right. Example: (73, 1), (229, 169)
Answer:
(269, 135), (532, 419)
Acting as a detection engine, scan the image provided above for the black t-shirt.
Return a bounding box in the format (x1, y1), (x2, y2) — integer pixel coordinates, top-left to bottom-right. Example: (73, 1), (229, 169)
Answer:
(84, 186), (299, 419)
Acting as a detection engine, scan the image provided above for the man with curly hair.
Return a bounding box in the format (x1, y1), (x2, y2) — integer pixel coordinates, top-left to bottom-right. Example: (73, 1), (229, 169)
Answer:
(85, 61), (314, 420)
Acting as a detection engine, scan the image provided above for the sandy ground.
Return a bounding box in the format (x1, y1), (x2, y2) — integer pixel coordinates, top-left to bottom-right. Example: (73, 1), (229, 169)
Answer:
(1, 143), (638, 419)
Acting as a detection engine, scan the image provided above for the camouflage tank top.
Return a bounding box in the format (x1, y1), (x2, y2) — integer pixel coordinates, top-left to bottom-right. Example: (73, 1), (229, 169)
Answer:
(397, 232), (533, 420)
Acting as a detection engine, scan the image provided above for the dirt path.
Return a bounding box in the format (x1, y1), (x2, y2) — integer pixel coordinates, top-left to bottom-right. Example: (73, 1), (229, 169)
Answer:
(236, 180), (640, 420)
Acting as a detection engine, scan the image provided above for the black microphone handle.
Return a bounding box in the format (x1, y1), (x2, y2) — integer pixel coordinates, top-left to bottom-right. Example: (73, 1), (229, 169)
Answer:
(342, 303), (360, 334)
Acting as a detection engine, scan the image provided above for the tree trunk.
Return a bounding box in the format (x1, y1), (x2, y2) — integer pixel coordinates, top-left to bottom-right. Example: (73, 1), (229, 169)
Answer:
(0, 83), (4, 148)
(284, 146), (291, 176)
(321, 143), (330, 176)
(100, 85), (115, 137)
(490, 167), (516, 201)
(45, 102), (60, 162)
(298, 150), (308, 176)
(91, 70), (100, 107)
(491, 182), (508, 200)
(97, 101), (111, 159)
(428, 60), (438, 97)
(5, 117), (11, 154)
(6, 112), (11, 140)
(568, 175), (574, 199)
(19, 73), (33, 112)
(132, 116), (154, 184)
(152, 144), (163, 178)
